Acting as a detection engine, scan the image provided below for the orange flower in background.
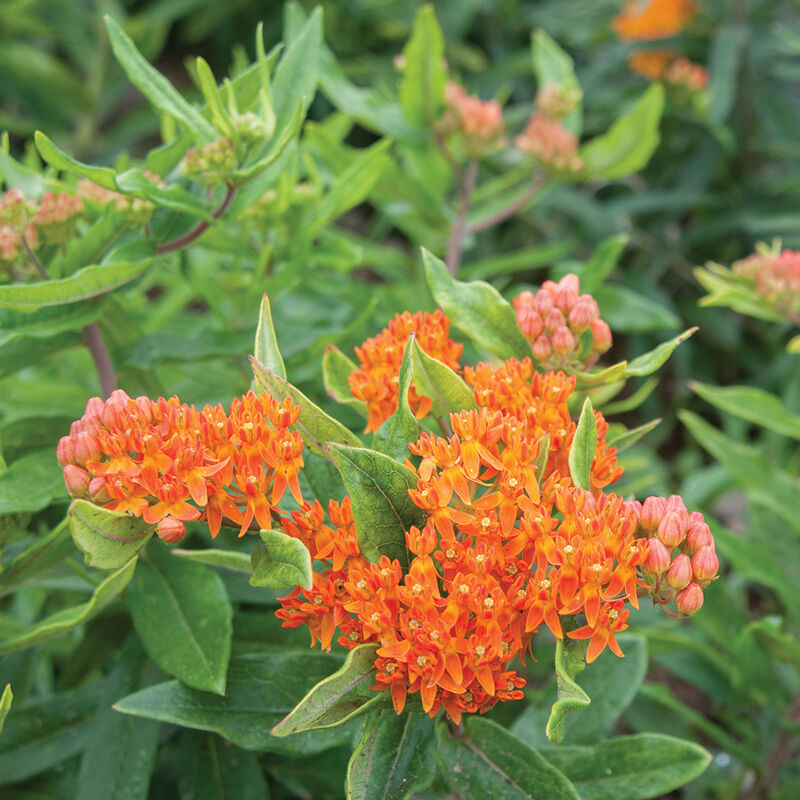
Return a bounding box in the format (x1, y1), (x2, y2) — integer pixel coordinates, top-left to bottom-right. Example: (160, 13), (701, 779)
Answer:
(348, 310), (463, 433)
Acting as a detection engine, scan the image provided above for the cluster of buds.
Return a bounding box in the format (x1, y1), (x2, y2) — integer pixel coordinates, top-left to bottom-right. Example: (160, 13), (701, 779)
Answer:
(182, 138), (236, 185)
(633, 495), (718, 615)
(664, 56), (709, 91)
(0, 189), (39, 271)
(515, 110), (583, 174)
(58, 389), (305, 543)
(512, 273), (612, 370)
(32, 192), (84, 245)
(732, 245), (800, 321)
(232, 111), (270, 147)
(535, 84), (582, 120)
(347, 310), (463, 433)
(77, 175), (160, 227)
(439, 82), (506, 158)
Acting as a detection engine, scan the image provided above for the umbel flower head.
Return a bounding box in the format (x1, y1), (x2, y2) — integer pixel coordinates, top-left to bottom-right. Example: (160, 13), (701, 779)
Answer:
(439, 82), (506, 157)
(733, 245), (800, 321)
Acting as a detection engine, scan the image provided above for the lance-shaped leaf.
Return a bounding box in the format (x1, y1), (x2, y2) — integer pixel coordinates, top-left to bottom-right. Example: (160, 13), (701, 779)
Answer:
(437, 717), (580, 800)
(250, 529), (312, 591)
(374, 337), (420, 462)
(0, 558), (137, 654)
(195, 57), (235, 139)
(540, 733), (711, 800)
(328, 444), (421, 571)
(347, 710), (437, 800)
(35, 131), (117, 189)
(625, 327), (698, 377)
(171, 548), (252, 573)
(323, 344), (368, 417)
(251, 357), (362, 456)
(607, 419), (662, 453)
(410, 334), (476, 420)
(399, 4), (446, 127)
(568, 397), (597, 492)
(546, 635), (590, 744)
(0, 684), (12, 735)
(272, 643), (382, 736)
(253, 293), (286, 380)
(69, 499), (155, 569)
(423, 248), (529, 361)
(579, 234), (628, 294)
(574, 361), (627, 390)
(127, 546), (232, 694)
(532, 30), (582, 135)
(104, 16), (217, 141)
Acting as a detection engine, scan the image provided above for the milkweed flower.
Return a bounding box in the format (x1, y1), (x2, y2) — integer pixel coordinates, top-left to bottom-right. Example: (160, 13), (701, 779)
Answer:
(515, 112), (583, 173)
(732, 246), (800, 321)
(439, 82), (506, 157)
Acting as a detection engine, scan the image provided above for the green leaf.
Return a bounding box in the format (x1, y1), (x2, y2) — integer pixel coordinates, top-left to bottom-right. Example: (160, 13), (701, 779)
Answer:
(574, 361), (627, 390)
(104, 16), (217, 142)
(195, 57), (235, 139)
(579, 234), (628, 294)
(0, 558), (136, 654)
(546, 636), (590, 744)
(35, 131), (117, 189)
(272, 643), (382, 736)
(127, 545), (232, 694)
(0, 260), (152, 309)
(437, 716), (580, 799)
(787, 334), (800, 355)
(68, 499), (156, 570)
(328, 443), (421, 571)
(251, 357), (363, 456)
(568, 398), (597, 492)
(708, 25), (748, 125)
(374, 336), (421, 462)
(694, 264), (786, 323)
(0, 449), (66, 513)
(114, 650), (354, 755)
(0, 684), (11, 735)
(253, 292), (286, 380)
(114, 169), (214, 221)
(62, 207), (132, 274)
(690, 382), (800, 441)
(410, 334), (477, 420)
(625, 327), (698, 377)
(423, 248), (529, 361)
(531, 30), (582, 135)
(0, 519), (74, 598)
(399, 5), (446, 128)
(171, 548), (252, 573)
(606, 419), (662, 453)
(540, 733), (710, 799)
(322, 344), (368, 417)
(595, 286), (680, 334)
(578, 84), (663, 181)
(347, 710), (437, 800)
(250, 528), (312, 591)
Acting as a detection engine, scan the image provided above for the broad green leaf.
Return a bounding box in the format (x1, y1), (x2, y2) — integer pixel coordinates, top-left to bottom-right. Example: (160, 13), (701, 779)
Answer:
(251, 358), (362, 456)
(540, 733), (710, 799)
(347, 710), (437, 800)
(547, 636), (590, 744)
(532, 30), (582, 135)
(0, 301), (103, 340)
(0, 558), (136, 654)
(606, 419), (662, 453)
(250, 528), (312, 591)
(128, 546), (232, 694)
(104, 16), (217, 141)
(437, 717), (580, 799)
(423, 248), (529, 361)
(115, 169), (214, 221)
(0, 260), (151, 309)
(0, 519), (73, 597)
(410, 334), (476, 420)
(374, 336), (421, 462)
(69, 499), (156, 570)
(0, 684), (11, 735)
(568, 398), (597, 492)
(178, 731), (269, 800)
(35, 131), (117, 189)
(579, 234), (628, 294)
(625, 327), (698, 377)
(0, 449), (66, 514)
(272, 643), (382, 736)
(578, 84), (664, 181)
(76, 643), (160, 800)
(171, 548), (252, 573)
(253, 293), (286, 380)
(328, 444), (421, 571)
(114, 650), (354, 755)
(690, 381), (800, 440)
(0, 147), (45, 197)
(322, 344), (368, 417)
(595, 286), (679, 333)
(399, 5), (446, 128)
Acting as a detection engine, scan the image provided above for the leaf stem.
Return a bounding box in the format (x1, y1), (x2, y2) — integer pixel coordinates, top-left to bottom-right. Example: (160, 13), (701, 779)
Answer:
(445, 160), (478, 275)
(155, 184), (236, 255)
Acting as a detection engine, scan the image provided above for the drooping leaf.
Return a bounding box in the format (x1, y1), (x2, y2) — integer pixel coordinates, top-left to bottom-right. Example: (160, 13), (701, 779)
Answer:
(328, 443), (420, 571)
(574, 361), (627, 390)
(322, 344), (368, 417)
(272, 643), (382, 736)
(347, 710), (437, 800)
(437, 716), (580, 799)
(253, 293), (286, 380)
(35, 131), (117, 189)
(127, 545), (232, 694)
(68, 499), (155, 570)
(399, 5), (446, 128)
(171, 548), (252, 573)
(410, 334), (477, 420)
(606, 419), (662, 453)
(546, 635), (590, 744)
(531, 30), (582, 135)
(568, 398), (597, 492)
(625, 328), (698, 377)
(250, 528), (312, 591)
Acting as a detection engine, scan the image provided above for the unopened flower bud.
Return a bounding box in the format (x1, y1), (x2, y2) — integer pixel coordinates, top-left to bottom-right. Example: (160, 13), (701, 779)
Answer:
(568, 301), (594, 333)
(156, 517), (186, 544)
(590, 318), (612, 353)
(532, 335), (553, 362)
(63, 465), (91, 498)
(513, 291), (535, 310)
(544, 308), (566, 333)
(665, 553), (693, 590)
(541, 280), (559, 297)
(685, 520), (713, 554)
(692, 545), (718, 582)
(84, 397), (105, 419)
(57, 436), (76, 466)
(552, 325), (576, 356)
(88, 477), (111, 504)
(558, 274), (580, 296)
(74, 431), (101, 465)
(640, 496), (667, 532)
(624, 499), (642, 520)
(556, 288), (578, 313)
(518, 310), (543, 340)
(676, 582), (704, 616)
(644, 537), (671, 574)
(657, 511), (686, 548)
(535, 289), (555, 316)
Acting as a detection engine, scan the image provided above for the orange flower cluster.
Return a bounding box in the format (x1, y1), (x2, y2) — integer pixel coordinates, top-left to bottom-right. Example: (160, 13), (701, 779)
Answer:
(440, 82), (506, 157)
(733, 247), (800, 320)
(348, 310), (463, 433)
(664, 56), (709, 91)
(515, 112), (583, 173)
(58, 389), (305, 542)
(512, 273), (612, 370)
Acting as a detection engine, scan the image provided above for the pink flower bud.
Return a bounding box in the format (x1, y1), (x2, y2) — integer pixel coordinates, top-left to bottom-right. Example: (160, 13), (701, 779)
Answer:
(74, 431), (102, 465)
(518, 310), (544, 340)
(644, 537), (671, 574)
(156, 517), (186, 544)
(666, 495), (687, 514)
(135, 396), (154, 423)
(590, 318), (612, 353)
(102, 399), (123, 428)
(665, 553), (693, 590)
(109, 388), (131, 406)
(624, 499), (642, 520)
(84, 397), (105, 419)
(63, 465), (91, 498)
(513, 290), (535, 310)
(558, 274), (580, 295)
(685, 520), (713, 554)
(640, 496), (667, 532)
(692, 545), (719, 582)
(541, 280), (560, 297)
(552, 325), (576, 356)
(535, 289), (554, 316)
(578, 295), (599, 317)
(544, 308), (566, 333)
(657, 511), (687, 548)
(88, 476), (111, 504)
(568, 301), (594, 333)
(676, 582), (704, 616)
(532, 335), (553, 362)
(57, 436), (76, 466)
(556, 288), (578, 313)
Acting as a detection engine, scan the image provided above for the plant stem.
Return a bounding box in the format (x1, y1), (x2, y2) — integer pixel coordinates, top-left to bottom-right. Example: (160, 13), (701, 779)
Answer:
(156, 184), (235, 254)
(465, 174), (545, 234)
(445, 160), (478, 275)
